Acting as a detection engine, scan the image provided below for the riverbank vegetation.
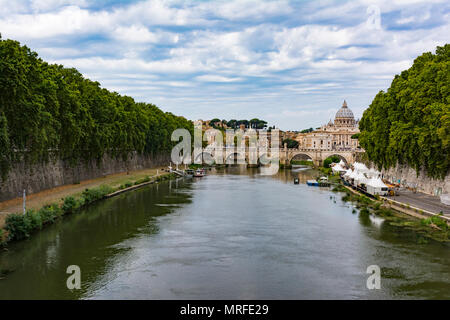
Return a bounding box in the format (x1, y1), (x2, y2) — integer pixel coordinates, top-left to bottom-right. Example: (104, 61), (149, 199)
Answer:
(282, 138), (299, 148)
(334, 185), (449, 243)
(359, 44), (449, 179)
(323, 155), (341, 168)
(209, 118), (268, 130)
(0, 36), (193, 181)
(1, 172), (176, 245)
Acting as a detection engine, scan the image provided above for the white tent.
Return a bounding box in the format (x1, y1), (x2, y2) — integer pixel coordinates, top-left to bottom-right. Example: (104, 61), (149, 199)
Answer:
(367, 167), (381, 178)
(355, 172), (369, 186)
(353, 162), (369, 173)
(343, 169), (353, 181)
(348, 170), (359, 186)
(367, 177), (389, 196)
(441, 194), (450, 206)
(338, 160), (346, 168)
(332, 164), (342, 172)
(332, 164), (347, 173)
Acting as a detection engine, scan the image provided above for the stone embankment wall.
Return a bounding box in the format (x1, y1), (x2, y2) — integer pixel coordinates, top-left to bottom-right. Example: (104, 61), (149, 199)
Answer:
(380, 164), (449, 196)
(355, 152), (449, 195)
(0, 152), (170, 202)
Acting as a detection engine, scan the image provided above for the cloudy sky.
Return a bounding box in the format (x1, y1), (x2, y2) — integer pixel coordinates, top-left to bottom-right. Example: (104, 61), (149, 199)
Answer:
(0, 0), (448, 130)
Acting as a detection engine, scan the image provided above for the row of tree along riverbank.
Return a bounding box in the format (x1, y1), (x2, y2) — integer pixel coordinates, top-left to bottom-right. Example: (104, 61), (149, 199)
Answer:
(0, 36), (193, 183)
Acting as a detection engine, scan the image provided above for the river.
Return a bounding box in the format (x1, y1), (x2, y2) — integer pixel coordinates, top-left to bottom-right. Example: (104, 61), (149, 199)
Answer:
(0, 166), (449, 299)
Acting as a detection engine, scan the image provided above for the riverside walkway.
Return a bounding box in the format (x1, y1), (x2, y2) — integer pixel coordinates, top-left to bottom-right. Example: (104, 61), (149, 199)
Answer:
(393, 189), (450, 217)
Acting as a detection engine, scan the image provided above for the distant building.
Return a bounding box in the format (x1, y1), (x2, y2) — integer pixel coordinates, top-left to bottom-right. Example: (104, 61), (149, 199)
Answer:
(295, 101), (360, 151)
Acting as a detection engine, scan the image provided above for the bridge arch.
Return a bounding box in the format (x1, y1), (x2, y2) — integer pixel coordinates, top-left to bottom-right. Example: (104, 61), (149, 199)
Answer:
(289, 152), (314, 164)
(323, 153), (352, 165)
(225, 152), (246, 164)
(195, 152), (215, 164)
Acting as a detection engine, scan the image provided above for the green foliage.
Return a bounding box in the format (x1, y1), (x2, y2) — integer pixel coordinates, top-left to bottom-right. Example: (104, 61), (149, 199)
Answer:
(38, 204), (62, 224)
(359, 207), (370, 215)
(282, 138), (299, 148)
(5, 213), (33, 240)
(359, 44), (450, 179)
(0, 38), (193, 179)
(0, 228), (4, 245)
(221, 118), (267, 129)
(291, 160), (313, 165)
(421, 215), (448, 230)
(319, 167), (332, 175)
(81, 185), (113, 205)
(0, 112), (10, 181)
(119, 182), (133, 189)
(323, 155), (341, 168)
(300, 128), (313, 133)
(62, 196), (81, 214)
(134, 176), (151, 185)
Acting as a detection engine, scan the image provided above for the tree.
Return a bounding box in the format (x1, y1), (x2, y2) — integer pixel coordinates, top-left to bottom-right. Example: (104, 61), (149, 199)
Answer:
(359, 44), (449, 179)
(323, 155), (341, 168)
(0, 112), (10, 180)
(282, 138), (299, 148)
(0, 37), (193, 180)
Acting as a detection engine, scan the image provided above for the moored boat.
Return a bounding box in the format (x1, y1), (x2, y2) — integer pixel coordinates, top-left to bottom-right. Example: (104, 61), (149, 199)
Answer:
(307, 180), (319, 186)
(194, 169), (206, 177)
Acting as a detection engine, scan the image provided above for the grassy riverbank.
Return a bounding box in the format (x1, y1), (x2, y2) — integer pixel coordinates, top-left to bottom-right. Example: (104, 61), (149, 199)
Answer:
(332, 184), (449, 244)
(0, 170), (177, 246)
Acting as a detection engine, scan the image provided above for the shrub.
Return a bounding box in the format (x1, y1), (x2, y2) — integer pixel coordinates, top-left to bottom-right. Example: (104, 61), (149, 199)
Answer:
(371, 202), (381, 210)
(27, 209), (43, 230)
(5, 213), (33, 241)
(0, 228), (5, 245)
(360, 207), (370, 215)
(62, 196), (81, 214)
(119, 182), (133, 189)
(375, 207), (393, 217)
(422, 216), (448, 230)
(81, 185), (113, 205)
(39, 204), (62, 224)
(135, 176), (150, 185)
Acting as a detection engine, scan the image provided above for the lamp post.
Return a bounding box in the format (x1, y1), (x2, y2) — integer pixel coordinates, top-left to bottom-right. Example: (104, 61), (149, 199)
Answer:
(23, 189), (26, 215)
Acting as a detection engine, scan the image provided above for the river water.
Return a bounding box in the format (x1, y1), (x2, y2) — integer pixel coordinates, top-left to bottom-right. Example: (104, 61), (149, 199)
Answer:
(0, 167), (449, 299)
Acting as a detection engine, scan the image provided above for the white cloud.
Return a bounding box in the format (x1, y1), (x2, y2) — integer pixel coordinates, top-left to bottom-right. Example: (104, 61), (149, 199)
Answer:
(0, 0), (448, 129)
(196, 75), (243, 82)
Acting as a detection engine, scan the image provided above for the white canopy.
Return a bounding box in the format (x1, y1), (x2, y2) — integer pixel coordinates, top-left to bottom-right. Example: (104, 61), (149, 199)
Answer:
(348, 170), (358, 180)
(355, 172), (369, 185)
(353, 162), (369, 173)
(332, 164), (342, 172)
(367, 177), (388, 188)
(367, 167), (381, 178)
(338, 160), (346, 167)
(343, 169), (353, 178)
(440, 194), (450, 206)
(332, 164), (347, 173)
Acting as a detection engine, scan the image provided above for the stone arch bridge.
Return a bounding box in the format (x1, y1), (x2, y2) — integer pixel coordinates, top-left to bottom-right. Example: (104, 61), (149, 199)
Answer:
(193, 146), (360, 167)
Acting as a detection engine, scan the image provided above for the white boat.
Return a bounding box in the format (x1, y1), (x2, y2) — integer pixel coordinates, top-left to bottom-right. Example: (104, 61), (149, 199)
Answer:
(185, 169), (195, 177)
(193, 169), (206, 177)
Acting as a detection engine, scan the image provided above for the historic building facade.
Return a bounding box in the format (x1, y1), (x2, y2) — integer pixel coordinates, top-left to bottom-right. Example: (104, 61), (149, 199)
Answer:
(295, 101), (360, 151)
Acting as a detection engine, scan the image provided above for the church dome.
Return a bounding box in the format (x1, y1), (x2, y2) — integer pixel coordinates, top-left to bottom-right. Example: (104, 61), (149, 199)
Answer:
(335, 100), (354, 119)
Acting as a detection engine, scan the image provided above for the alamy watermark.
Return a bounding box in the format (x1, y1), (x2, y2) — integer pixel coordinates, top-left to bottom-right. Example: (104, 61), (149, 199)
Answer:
(66, 265), (81, 290)
(366, 265), (381, 290)
(366, 5), (381, 30)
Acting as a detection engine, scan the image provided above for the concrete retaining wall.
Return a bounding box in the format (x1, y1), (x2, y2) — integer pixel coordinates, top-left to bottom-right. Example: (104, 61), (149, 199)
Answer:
(0, 152), (170, 202)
